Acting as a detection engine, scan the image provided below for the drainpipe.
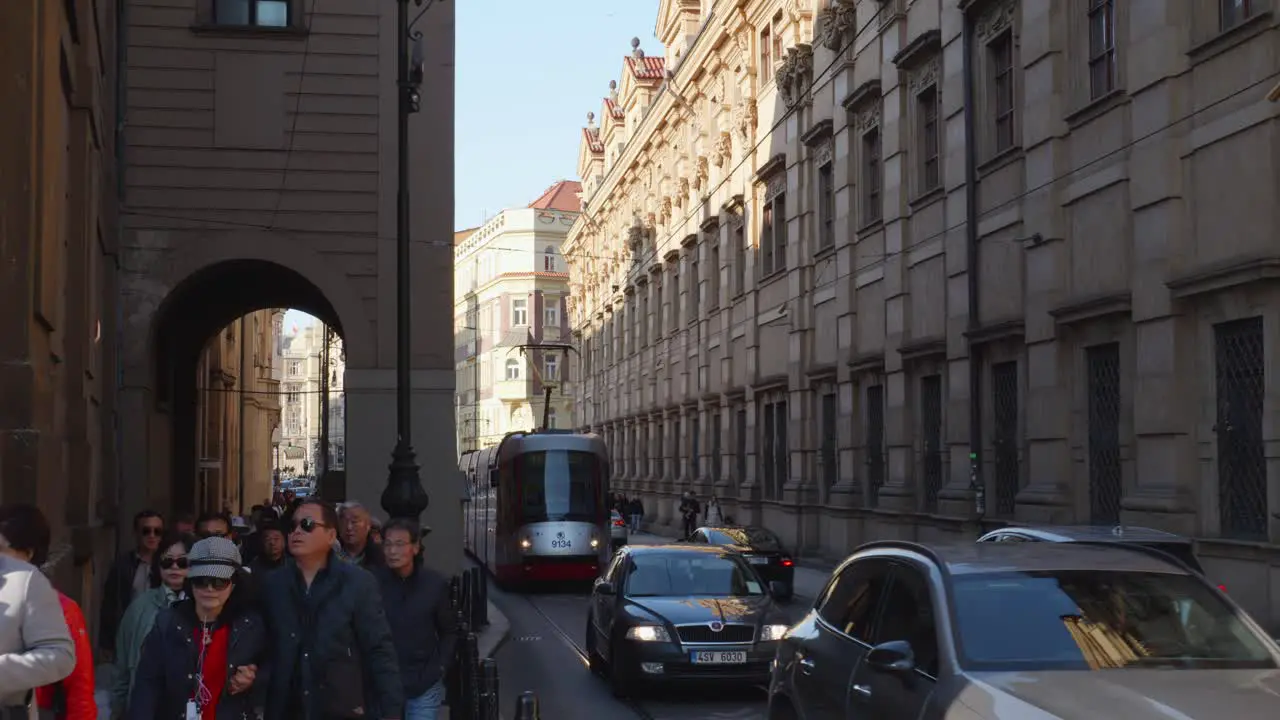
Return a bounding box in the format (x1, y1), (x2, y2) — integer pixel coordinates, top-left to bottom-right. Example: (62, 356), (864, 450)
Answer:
(962, 8), (985, 519)
(237, 317), (247, 514)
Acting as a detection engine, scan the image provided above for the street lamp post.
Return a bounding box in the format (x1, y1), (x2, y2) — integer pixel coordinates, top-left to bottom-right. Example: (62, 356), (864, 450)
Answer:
(381, 0), (429, 522)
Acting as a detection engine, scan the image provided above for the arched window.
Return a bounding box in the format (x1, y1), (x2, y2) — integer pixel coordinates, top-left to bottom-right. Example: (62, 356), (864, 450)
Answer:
(504, 358), (520, 380)
(543, 246), (556, 272)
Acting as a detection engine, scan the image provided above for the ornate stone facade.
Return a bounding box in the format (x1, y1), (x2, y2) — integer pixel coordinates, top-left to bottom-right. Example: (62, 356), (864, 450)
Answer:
(567, 0), (1280, 632)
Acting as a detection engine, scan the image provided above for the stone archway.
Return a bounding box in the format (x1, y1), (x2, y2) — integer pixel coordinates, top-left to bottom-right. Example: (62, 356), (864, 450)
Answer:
(118, 230), (376, 522)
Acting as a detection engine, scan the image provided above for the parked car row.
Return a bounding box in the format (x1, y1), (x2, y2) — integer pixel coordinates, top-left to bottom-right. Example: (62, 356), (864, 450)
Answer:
(583, 523), (1280, 719)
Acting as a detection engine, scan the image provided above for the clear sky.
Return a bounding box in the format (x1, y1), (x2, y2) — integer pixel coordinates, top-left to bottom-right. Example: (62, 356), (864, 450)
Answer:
(453, 0), (661, 230)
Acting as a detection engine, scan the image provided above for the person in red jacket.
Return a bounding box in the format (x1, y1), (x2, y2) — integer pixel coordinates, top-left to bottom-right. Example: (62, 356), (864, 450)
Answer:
(0, 504), (97, 720)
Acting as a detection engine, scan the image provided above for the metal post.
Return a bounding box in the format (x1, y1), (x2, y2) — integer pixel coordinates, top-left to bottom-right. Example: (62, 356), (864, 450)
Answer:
(479, 658), (500, 720)
(514, 691), (540, 720)
(465, 633), (482, 720)
(382, 0), (429, 522)
(319, 323), (330, 483)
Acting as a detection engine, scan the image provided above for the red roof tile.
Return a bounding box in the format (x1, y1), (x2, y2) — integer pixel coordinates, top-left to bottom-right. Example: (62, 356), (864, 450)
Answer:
(528, 180), (582, 212)
(604, 98), (626, 120)
(625, 55), (666, 81)
(583, 127), (604, 154)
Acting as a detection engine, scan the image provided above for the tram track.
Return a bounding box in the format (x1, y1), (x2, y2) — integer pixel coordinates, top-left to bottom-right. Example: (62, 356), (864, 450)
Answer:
(516, 591), (659, 720)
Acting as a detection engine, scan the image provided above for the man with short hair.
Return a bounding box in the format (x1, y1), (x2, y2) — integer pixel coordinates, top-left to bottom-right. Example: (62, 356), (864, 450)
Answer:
(337, 502), (384, 569)
(98, 510), (165, 656)
(195, 511), (232, 539)
(260, 498), (402, 720)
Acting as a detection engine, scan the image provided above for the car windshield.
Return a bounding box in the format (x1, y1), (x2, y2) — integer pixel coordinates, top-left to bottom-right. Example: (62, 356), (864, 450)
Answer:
(513, 450), (601, 523)
(625, 553), (765, 597)
(951, 570), (1276, 671)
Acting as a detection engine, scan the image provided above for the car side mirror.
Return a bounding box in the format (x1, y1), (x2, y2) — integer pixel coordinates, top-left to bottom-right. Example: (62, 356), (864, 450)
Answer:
(596, 581), (615, 596)
(866, 640), (916, 674)
(769, 580), (787, 598)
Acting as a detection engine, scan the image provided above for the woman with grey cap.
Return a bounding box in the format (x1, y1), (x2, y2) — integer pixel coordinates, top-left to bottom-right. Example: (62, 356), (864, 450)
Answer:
(128, 536), (269, 720)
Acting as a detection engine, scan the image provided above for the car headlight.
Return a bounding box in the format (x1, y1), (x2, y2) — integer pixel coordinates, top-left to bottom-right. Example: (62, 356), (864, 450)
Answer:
(625, 625), (671, 642)
(759, 624), (790, 642)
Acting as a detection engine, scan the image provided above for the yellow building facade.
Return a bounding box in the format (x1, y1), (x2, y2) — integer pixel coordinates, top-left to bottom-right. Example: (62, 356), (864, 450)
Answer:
(194, 310), (283, 513)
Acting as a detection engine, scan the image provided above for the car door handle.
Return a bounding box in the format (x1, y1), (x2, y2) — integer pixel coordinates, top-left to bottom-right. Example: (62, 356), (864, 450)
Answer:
(797, 657), (815, 674)
(852, 684), (872, 699)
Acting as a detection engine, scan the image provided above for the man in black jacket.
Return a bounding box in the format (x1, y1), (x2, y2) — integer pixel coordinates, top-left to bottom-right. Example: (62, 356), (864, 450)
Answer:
(98, 509), (165, 657)
(373, 519), (457, 720)
(260, 497), (403, 720)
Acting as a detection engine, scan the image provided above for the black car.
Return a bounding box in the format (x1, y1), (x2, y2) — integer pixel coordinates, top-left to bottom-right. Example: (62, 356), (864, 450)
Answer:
(689, 526), (796, 600)
(585, 544), (793, 697)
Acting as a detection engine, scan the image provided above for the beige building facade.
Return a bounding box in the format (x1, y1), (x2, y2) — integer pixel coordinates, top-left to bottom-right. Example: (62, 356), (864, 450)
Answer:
(455, 182), (582, 452)
(114, 0), (462, 572)
(278, 320), (347, 477)
(566, 0), (1280, 629)
(193, 309), (283, 512)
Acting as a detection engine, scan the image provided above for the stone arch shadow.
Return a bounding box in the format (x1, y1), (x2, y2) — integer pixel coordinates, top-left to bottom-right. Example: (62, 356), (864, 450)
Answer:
(146, 230), (375, 513)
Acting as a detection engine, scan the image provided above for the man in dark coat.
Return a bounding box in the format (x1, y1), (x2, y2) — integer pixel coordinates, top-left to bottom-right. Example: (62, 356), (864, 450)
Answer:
(98, 510), (165, 657)
(259, 497), (403, 720)
(373, 519), (457, 720)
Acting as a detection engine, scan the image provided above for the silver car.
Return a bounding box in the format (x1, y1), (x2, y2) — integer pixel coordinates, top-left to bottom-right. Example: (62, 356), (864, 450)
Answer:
(769, 540), (1280, 719)
(610, 510), (628, 548)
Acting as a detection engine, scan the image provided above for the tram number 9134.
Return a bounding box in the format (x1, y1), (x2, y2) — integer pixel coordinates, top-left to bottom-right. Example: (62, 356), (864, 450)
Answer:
(550, 538), (573, 549)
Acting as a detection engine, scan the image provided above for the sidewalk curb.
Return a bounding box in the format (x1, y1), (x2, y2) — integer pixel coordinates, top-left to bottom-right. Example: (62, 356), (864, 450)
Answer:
(477, 599), (511, 659)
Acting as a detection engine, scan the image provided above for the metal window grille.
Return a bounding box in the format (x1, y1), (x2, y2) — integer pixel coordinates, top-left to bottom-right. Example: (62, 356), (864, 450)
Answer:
(690, 416), (700, 480)
(711, 412), (722, 483)
(735, 407), (748, 487)
(920, 375), (943, 512)
(1086, 343), (1122, 524)
(821, 393), (838, 487)
(992, 362), (1020, 516)
(1214, 317), (1267, 541)
(866, 385), (885, 506)
(673, 418), (682, 475)
(774, 400), (789, 495)
(761, 405), (775, 497)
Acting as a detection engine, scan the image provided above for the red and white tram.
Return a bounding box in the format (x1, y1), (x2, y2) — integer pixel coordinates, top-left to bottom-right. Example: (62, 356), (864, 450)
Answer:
(462, 430), (610, 588)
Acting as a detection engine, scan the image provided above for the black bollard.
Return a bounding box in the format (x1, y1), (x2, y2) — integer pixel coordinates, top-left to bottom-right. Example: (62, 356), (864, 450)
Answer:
(450, 574), (462, 610)
(513, 690), (540, 720)
(465, 632), (482, 720)
(479, 657), (500, 720)
(477, 567), (490, 627)
(469, 567), (483, 626)
(460, 570), (473, 622)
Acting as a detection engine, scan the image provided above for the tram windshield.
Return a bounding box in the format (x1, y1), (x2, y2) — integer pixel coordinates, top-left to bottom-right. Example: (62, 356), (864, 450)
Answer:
(516, 450), (600, 523)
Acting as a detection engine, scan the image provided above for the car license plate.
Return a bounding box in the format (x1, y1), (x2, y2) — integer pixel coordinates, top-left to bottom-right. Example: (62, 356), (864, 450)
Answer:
(691, 650), (747, 665)
(550, 539), (572, 549)
(748, 556), (769, 564)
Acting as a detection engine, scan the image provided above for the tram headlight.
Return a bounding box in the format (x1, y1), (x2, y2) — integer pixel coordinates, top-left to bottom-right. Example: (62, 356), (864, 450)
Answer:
(518, 538), (532, 551)
(590, 538), (600, 549)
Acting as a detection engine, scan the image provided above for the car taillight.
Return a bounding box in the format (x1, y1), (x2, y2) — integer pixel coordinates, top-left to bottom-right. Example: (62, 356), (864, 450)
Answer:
(781, 557), (794, 567)
(613, 519), (625, 527)
(1218, 584), (1228, 593)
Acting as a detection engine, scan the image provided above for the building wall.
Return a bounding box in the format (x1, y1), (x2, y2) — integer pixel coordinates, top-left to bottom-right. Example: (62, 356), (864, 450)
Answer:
(455, 208), (577, 452)
(0, 0), (120, 613)
(278, 321), (345, 477)
(192, 309), (281, 512)
(566, 0), (1280, 630)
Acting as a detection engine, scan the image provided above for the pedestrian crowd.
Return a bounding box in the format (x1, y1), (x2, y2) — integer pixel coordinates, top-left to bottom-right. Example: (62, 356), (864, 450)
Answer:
(0, 496), (456, 720)
(609, 491), (730, 539)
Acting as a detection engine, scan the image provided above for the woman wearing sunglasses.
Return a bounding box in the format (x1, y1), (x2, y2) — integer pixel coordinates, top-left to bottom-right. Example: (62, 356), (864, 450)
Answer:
(129, 535), (268, 719)
(112, 529), (196, 716)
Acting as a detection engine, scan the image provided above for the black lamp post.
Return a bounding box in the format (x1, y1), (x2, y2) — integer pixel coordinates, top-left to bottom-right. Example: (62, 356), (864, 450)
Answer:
(381, 0), (429, 522)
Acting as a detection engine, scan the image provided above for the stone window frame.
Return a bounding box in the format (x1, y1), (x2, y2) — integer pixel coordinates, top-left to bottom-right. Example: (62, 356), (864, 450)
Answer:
(1186, 0), (1273, 60)
(665, 248), (682, 335)
(682, 233), (700, 327)
(858, 112), (883, 229)
(194, 0), (306, 33)
(814, 379), (840, 493)
(701, 217), (722, 311)
(637, 276), (650, 347)
(802, 119), (836, 255)
(757, 388), (790, 501)
(1216, 0), (1270, 33)
(511, 297), (528, 327)
(894, 29), (945, 202)
(1065, 0), (1128, 118)
(754, 154), (788, 279)
(972, 0), (1022, 163)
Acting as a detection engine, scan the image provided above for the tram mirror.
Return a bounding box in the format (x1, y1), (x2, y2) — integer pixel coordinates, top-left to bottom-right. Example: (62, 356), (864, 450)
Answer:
(489, 469), (498, 488)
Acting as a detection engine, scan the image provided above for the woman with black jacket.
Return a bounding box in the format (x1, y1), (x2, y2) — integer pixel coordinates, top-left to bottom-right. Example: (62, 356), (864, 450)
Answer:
(128, 536), (269, 720)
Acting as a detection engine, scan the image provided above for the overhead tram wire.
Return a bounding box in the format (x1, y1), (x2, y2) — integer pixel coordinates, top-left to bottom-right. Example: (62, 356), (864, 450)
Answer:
(569, 67), (1280, 360)
(266, 0), (319, 230)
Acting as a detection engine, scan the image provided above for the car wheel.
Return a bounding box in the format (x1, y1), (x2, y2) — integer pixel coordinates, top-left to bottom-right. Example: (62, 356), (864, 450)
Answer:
(585, 616), (605, 675)
(607, 636), (633, 698)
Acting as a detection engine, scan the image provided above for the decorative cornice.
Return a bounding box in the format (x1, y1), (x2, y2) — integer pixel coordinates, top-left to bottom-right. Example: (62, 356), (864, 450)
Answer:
(891, 29), (941, 69)
(680, 233), (698, 248)
(699, 215), (720, 232)
(842, 79), (882, 112)
(800, 119), (834, 147)
(1166, 256), (1280, 299)
(754, 153), (786, 182)
(897, 337), (946, 362)
(1049, 292), (1132, 326)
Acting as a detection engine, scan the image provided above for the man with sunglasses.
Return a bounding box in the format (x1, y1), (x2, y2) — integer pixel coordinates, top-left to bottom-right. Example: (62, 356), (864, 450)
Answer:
(98, 510), (164, 659)
(259, 497), (403, 720)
